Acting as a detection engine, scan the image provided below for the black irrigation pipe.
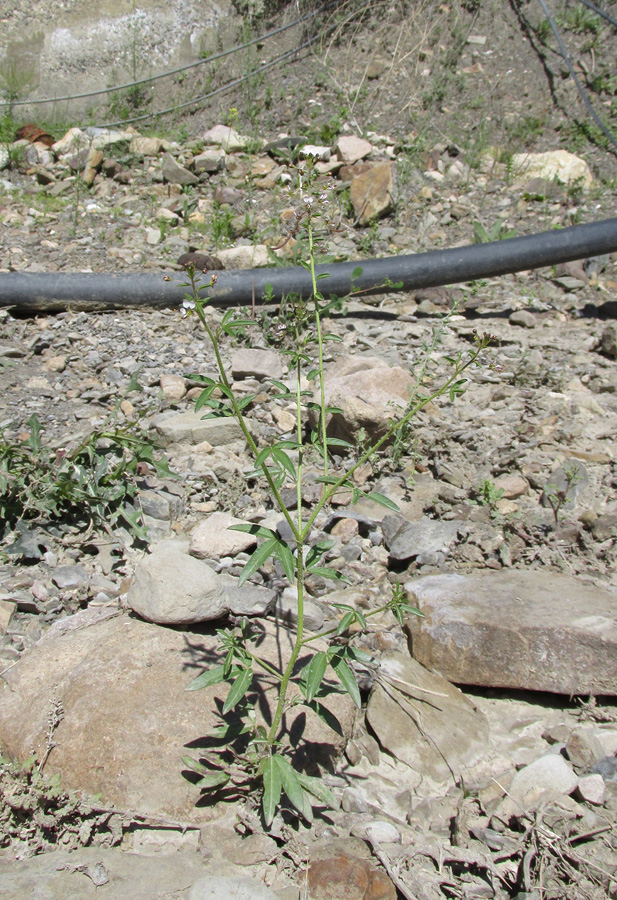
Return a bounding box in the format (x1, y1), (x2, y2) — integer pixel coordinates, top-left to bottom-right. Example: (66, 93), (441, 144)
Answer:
(1, 218), (616, 315)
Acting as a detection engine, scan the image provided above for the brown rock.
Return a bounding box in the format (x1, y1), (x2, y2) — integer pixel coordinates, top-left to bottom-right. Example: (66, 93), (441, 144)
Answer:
(177, 252), (224, 271)
(308, 855), (396, 900)
(405, 571), (617, 694)
(0, 614), (355, 822)
(349, 162), (394, 224)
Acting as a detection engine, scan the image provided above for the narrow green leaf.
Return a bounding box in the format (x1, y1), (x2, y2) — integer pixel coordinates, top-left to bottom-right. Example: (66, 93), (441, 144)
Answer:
(274, 756), (306, 816)
(222, 667), (253, 714)
(365, 491), (400, 512)
(229, 523), (277, 539)
(303, 699), (344, 736)
(181, 755), (215, 776)
(197, 771), (231, 790)
(186, 663), (233, 691)
(274, 540), (296, 584)
(325, 437), (353, 448)
(308, 566), (348, 582)
(351, 266), (363, 280)
(238, 539), (278, 585)
(337, 610), (356, 635)
(303, 651), (327, 703)
(330, 656), (361, 708)
(297, 772), (340, 810)
(262, 755), (282, 827)
(271, 447), (297, 482)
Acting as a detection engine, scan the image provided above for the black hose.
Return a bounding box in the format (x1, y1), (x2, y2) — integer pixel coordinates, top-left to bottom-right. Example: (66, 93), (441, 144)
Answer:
(1, 218), (616, 314)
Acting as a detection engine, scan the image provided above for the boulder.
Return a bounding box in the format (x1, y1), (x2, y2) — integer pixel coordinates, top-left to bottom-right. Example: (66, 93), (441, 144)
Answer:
(349, 162), (394, 224)
(189, 512), (257, 560)
(161, 153), (199, 186)
(511, 150), (593, 190)
(405, 571), (617, 694)
(381, 515), (462, 562)
(154, 411), (244, 447)
(127, 539), (273, 624)
(0, 615), (355, 823)
(366, 653), (489, 784)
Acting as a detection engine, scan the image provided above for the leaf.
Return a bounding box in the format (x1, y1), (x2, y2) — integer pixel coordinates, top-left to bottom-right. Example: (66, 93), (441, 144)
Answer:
(238, 538), (278, 586)
(302, 651), (328, 703)
(197, 771), (231, 790)
(261, 755), (282, 827)
(307, 566), (348, 583)
(364, 491), (400, 512)
(223, 667), (254, 714)
(181, 755), (216, 776)
(271, 446), (297, 482)
(352, 266), (363, 280)
(185, 663), (238, 691)
(297, 772), (340, 810)
(274, 540), (296, 584)
(304, 699), (344, 736)
(229, 523), (278, 540)
(330, 655), (361, 708)
(274, 756), (306, 817)
(337, 610), (356, 635)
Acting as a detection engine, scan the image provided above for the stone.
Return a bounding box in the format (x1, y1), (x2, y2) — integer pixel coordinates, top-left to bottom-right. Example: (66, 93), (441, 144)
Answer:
(511, 150), (593, 190)
(126, 539), (273, 624)
(317, 356), (414, 443)
(336, 135), (373, 164)
(366, 653), (489, 784)
(493, 473), (528, 499)
(161, 153), (199, 185)
(230, 348), (283, 381)
(130, 135), (164, 156)
(0, 614), (354, 822)
(349, 162), (394, 225)
(189, 512), (257, 559)
(494, 754), (578, 822)
(203, 125), (256, 153)
(51, 565), (90, 589)
(52, 127), (89, 156)
(160, 373), (187, 401)
(275, 589), (325, 632)
(307, 854), (396, 900)
(576, 774), (605, 806)
(131, 826), (200, 855)
(541, 459), (589, 510)
(0, 848), (210, 900)
(193, 148), (226, 173)
(381, 515), (462, 561)
(405, 571), (617, 694)
(599, 323), (617, 359)
(154, 411), (244, 446)
(300, 144), (331, 161)
(566, 727), (606, 770)
(217, 245), (270, 269)
(0, 599), (16, 633)
(190, 876), (281, 900)
(509, 310), (537, 328)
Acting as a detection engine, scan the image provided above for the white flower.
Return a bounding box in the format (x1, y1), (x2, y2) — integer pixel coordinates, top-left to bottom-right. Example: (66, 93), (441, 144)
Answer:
(181, 299), (196, 318)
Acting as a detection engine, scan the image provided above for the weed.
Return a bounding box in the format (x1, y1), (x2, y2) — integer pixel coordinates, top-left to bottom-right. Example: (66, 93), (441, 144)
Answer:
(473, 218), (517, 244)
(0, 373), (172, 550)
(210, 203), (236, 250)
(180, 160), (494, 828)
(544, 461), (582, 527)
(477, 479), (504, 511)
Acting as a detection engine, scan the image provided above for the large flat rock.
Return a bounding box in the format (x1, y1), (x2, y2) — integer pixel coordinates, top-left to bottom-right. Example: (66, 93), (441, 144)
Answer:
(405, 571), (617, 695)
(0, 613), (355, 823)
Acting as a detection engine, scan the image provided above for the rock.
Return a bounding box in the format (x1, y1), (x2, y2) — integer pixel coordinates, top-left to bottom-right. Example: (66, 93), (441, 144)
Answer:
(566, 727), (606, 770)
(494, 754), (578, 822)
(493, 473), (528, 499)
(405, 571), (617, 694)
(349, 162), (394, 225)
(160, 373), (187, 401)
(130, 135), (164, 156)
(362, 820), (401, 844)
(161, 153), (199, 185)
(193, 148), (226, 173)
(381, 515), (462, 561)
(275, 588), (325, 632)
(541, 459), (589, 510)
(51, 565), (90, 589)
(336, 135), (373, 163)
(317, 356), (414, 443)
(307, 854), (396, 900)
(511, 150), (593, 190)
(576, 774), (605, 806)
(366, 652), (489, 784)
(127, 539), (273, 624)
(154, 411), (244, 447)
(189, 875), (281, 900)
(301, 144), (331, 161)
(599, 323), (617, 359)
(217, 245), (270, 269)
(203, 125), (256, 153)
(0, 613), (354, 822)
(189, 512), (257, 559)
(0, 848), (209, 900)
(230, 348), (283, 381)
(52, 127), (89, 156)
(0, 599), (15, 633)
(509, 310), (537, 328)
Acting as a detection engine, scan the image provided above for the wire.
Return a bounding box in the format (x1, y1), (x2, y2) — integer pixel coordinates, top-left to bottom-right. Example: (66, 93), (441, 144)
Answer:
(537, 0), (617, 151)
(576, 0), (617, 29)
(0, 4), (326, 108)
(95, 39), (316, 129)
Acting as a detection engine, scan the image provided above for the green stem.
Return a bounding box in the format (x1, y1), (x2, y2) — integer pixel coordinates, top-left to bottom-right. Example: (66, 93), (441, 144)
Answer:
(308, 220), (328, 478)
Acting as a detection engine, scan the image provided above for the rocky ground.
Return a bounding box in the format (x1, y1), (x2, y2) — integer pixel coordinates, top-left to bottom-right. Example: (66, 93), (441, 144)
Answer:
(1, 1), (617, 898)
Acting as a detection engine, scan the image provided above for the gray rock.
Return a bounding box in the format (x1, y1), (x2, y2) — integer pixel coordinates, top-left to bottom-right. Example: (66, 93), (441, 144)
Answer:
(51, 565), (90, 589)
(0, 615), (354, 823)
(127, 540), (274, 625)
(161, 153), (199, 185)
(381, 515), (462, 561)
(230, 348), (283, 381)
(193, 149), (226, 174)
(566, 726), (606, 770)
(366, 652), (489, 784)
(494, 754), (578, 822)
(190, 876), (281, 900)
(190, 512), (257, 559)
(599, 323), (617, 360)
(405, 571), (617, 694)
(138, 489), (182, 521)
(154, 411), (244, 447)
(275, 588), (325, 631)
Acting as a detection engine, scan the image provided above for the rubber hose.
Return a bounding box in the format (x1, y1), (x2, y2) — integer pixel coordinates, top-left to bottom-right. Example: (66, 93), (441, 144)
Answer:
(1, 218), (616, 314)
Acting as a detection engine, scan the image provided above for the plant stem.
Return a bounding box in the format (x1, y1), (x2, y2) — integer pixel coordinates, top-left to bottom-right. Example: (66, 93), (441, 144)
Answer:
(308, 220), (328, 478)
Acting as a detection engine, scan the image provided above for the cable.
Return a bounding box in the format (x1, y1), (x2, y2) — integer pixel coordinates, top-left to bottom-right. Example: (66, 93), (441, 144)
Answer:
(576, 0), (617, 29)
(95, 40), (315, 129)
(537, 0), (617, 151)
(0, 4), (326, 108)
(2, 218), (616, 314)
